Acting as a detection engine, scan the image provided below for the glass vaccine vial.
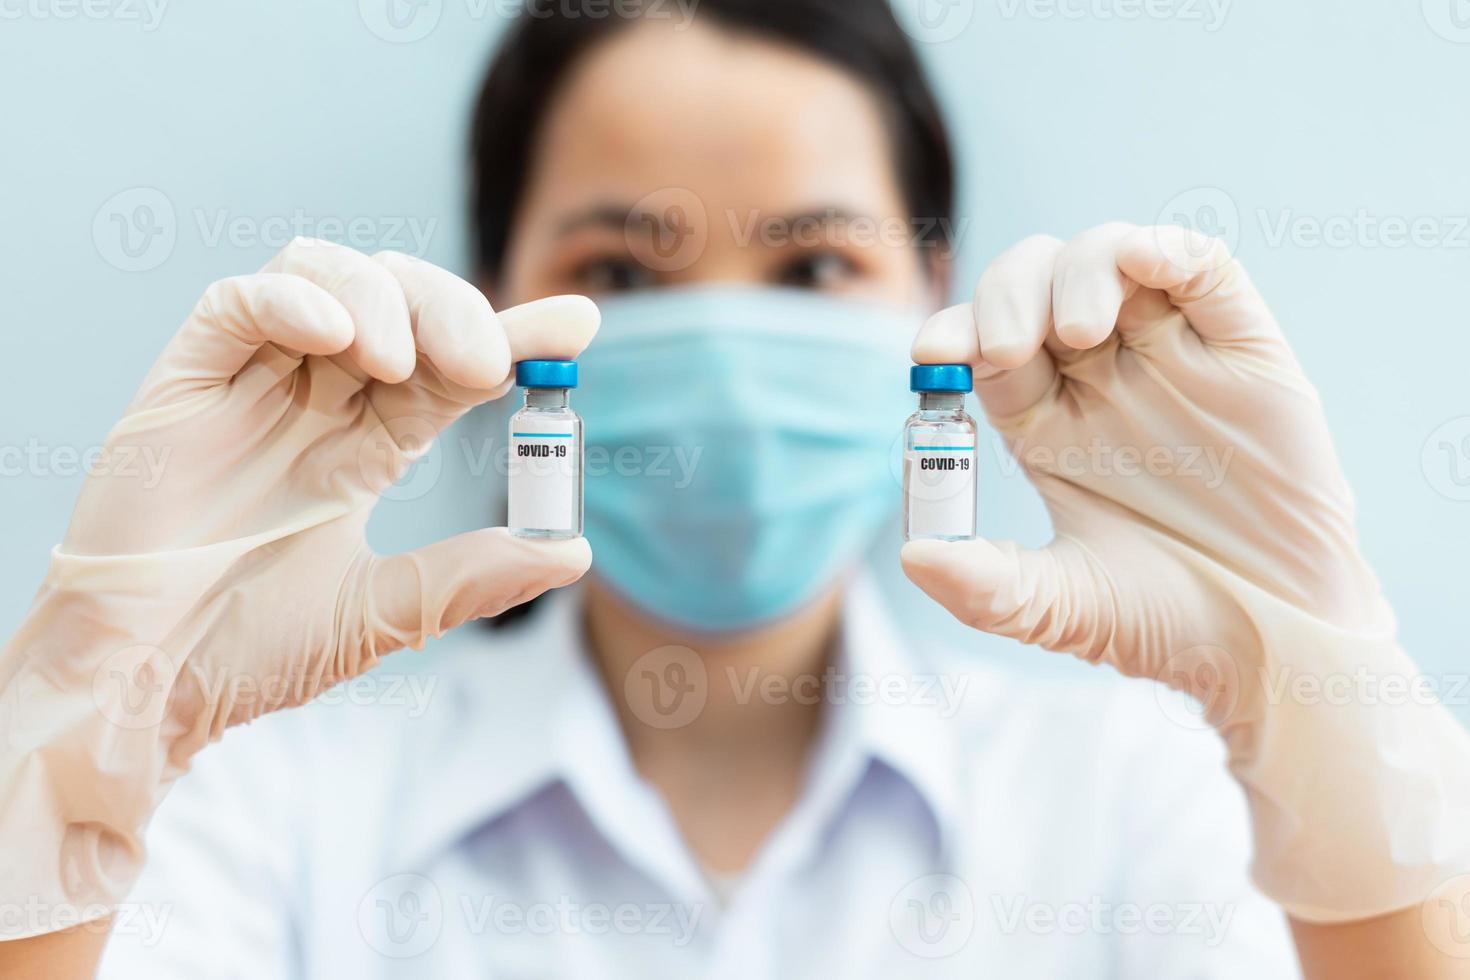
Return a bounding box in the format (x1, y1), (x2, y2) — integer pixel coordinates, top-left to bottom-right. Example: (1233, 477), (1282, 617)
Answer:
(903, 364), (978, 542)
(508, 360), (584, 540)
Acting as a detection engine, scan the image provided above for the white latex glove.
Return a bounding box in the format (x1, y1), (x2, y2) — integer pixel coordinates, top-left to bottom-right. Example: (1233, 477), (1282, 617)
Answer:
(902, 223), (1470, 923)
(0, 239), (599, 939)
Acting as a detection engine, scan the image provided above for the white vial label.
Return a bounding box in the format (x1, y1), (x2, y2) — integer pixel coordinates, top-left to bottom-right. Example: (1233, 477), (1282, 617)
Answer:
(905, 433), (977, 539)
(508, 423), (578, 532)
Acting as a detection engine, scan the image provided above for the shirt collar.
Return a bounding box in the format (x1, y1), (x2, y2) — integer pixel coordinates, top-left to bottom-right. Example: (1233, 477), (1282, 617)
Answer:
(392, 576), (971, 874)
(390, 592), (594, 869)
(829, 574), (968, 860)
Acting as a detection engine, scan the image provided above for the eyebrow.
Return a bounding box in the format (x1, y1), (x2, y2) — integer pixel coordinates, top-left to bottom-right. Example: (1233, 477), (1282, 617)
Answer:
(557, 206), (642, 236)
(555, 204), (876, 238)
(774, 208), (870, 229)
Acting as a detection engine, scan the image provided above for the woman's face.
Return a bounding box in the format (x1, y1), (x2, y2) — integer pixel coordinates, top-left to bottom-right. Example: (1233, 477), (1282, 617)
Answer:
(496, 18), (942, 307)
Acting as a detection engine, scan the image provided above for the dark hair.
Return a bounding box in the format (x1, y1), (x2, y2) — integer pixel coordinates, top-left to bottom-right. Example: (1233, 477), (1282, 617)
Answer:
(469, 0), (956, 284)
(472, 0), (956, 630)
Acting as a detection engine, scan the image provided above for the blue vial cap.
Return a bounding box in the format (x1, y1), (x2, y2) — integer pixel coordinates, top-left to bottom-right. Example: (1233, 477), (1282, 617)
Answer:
(910, 363), (973, 393)
(516, 360), (578, 389)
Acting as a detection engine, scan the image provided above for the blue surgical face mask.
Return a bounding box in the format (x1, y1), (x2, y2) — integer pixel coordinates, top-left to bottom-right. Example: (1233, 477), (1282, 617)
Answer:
(573, 284), (921, 631)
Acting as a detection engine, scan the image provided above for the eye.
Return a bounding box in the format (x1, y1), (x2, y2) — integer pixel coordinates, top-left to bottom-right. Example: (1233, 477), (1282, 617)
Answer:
(773, 251), (862, 291)
(571, 255), (657, 294)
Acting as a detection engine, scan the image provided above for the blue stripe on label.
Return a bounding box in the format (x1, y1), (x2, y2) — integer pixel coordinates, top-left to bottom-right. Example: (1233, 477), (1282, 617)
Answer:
(912, 446), (976, 451)
(513, 433), (575, 438)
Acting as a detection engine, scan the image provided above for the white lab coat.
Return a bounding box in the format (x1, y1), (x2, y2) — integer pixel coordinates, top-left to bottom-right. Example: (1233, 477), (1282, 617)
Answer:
(100, 578), (1298, 978)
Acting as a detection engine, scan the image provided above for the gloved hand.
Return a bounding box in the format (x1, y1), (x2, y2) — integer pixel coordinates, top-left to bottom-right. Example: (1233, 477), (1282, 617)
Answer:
(902, 223), (1470, 923)
(0, 239), (599, 939)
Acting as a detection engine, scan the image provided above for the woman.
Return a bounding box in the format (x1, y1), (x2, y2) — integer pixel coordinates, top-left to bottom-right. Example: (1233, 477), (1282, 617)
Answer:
(2, 0), (1467, 976)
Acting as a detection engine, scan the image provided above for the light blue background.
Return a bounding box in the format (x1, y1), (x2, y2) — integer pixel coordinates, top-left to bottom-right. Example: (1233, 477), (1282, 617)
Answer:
(1, 1), (1466, 722)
